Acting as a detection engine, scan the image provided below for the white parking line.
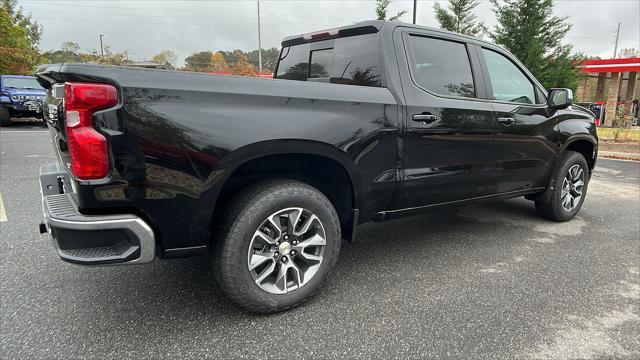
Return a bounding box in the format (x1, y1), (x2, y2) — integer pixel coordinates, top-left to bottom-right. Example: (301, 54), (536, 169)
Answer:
(0, 192), (7, 222)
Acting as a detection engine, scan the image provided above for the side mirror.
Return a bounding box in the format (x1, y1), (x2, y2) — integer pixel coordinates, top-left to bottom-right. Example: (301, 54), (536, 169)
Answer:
(547, 88), (573, 109)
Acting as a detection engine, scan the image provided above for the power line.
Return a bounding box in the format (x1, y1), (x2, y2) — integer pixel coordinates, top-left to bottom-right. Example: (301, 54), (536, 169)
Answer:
(21, 5), (357, 22)
(30, 13), (345, 27)
(25, 9), (339, 26)
(31, 16), (347, 31)
(17, 0), (640, 2)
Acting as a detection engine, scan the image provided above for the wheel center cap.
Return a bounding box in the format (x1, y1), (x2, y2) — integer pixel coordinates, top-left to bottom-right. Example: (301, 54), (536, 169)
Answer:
(278, 242), (291, 255)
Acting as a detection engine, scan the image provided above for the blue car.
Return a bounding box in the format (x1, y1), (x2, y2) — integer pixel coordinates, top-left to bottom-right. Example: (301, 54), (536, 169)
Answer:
(0, 75), (46, 127)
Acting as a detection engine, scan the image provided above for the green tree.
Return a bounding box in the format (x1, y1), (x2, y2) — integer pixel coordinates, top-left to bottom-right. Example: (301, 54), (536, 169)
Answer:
(79, 45), (131, 66)
(246, 47), (280, 72)
(219, 50), (241, 68)
(184, 50), (214, 72)
(152, 49), (178, 69)
(0, 0), (43, 74)
(490, 0), (579, 90)
(42, 42), (82, 63)
(59, 41), (79, 53)
(375, 0), (407, 21)
(434, 0), (486, 37)
(43, 42), (130, 66)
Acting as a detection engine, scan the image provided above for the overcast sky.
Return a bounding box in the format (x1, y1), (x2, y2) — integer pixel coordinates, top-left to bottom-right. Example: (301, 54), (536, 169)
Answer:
(16, 0), (640, 65)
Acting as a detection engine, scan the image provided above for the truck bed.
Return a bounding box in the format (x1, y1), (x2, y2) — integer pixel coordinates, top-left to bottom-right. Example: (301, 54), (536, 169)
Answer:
(35, 63), (399, 256)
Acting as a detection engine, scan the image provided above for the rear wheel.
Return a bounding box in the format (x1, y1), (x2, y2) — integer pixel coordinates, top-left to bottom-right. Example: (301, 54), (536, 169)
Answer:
(0, 105), (11, 127)
(535, 150), (589, 222)
(214, 179), (341, 313)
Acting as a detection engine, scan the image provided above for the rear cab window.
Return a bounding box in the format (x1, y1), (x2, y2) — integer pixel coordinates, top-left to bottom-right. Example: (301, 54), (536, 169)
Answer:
(275, 33), (382, 87)
(406, 35), (477, 98)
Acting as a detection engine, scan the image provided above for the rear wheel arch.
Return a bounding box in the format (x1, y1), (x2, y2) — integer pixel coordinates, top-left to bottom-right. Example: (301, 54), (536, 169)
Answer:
(212, 141), (360, 242)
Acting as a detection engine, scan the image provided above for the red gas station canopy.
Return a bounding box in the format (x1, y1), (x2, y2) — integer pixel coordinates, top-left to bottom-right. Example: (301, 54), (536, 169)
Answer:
(579, 57), (640, 73)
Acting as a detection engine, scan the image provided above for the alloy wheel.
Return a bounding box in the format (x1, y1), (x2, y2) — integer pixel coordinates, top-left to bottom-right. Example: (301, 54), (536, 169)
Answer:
(247, 207), (326, 294)
(560, 164), (585, 212)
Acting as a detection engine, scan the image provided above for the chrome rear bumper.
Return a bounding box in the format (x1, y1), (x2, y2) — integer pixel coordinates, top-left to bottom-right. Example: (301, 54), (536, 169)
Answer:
(39, 163), (155, 265)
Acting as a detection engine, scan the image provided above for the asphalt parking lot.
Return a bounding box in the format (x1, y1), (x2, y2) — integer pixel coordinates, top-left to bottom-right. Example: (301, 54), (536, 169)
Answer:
(1, 125), (639, 359)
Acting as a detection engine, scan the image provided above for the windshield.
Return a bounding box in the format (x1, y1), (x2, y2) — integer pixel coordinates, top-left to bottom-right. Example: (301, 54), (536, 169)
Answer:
(2, 77), (43, 90)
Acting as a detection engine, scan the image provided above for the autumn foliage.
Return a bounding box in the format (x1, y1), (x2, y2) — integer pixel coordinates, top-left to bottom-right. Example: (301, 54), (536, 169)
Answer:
(0, 0), (43, 74)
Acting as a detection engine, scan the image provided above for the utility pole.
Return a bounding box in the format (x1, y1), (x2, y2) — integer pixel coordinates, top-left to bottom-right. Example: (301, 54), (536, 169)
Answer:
(412, 0), (417, 24)
(99, 34), (105, 57)
(257, 1), (263, 73)
(613, 22), (621, 59)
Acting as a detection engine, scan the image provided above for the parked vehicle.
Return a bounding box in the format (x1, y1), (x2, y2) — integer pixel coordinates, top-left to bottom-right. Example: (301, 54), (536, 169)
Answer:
(0, 75), (46, 126)
(576, 101), (601, 125)
(35, 21), (598, 313)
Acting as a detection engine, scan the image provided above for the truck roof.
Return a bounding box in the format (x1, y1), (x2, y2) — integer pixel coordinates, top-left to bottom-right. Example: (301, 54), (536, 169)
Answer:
(281, 20), (492, 47)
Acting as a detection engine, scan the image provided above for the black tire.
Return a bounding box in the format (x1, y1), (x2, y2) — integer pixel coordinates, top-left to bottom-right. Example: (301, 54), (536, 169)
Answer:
(213, 179), (341, 313)
(535, 150), (590, 222)
(0, 105), (11, 127)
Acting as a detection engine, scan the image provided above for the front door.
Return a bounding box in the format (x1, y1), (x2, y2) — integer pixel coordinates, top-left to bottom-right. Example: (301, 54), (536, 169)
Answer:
(398, 32), (497, 208)
(478, 47), (558, 193)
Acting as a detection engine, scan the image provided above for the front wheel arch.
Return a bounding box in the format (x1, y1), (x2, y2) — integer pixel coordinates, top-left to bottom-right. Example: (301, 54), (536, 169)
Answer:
(562, 137), (597, 172)
(534, 150), (590, 221)
(0, 105), (11, 127)
(526, 142), (595, 205)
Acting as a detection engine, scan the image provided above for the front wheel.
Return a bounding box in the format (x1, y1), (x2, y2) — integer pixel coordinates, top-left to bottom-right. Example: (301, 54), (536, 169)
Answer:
(214, 179), (341, 313)
(0, 105), (11, 127)
(535, 150), (590, 222)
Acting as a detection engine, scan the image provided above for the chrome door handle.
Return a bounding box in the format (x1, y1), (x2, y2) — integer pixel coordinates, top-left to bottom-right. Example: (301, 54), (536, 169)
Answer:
(497, 117), (515, 126)
(412, 114), (438, 124)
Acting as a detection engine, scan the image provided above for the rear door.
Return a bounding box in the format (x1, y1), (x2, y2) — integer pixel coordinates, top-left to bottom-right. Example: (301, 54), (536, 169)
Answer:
(477, 46), (557, 193)
(396, 30), (497, 208)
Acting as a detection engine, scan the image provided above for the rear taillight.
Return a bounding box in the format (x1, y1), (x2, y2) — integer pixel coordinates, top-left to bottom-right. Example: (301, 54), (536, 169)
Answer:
(64, 82), (118, 180)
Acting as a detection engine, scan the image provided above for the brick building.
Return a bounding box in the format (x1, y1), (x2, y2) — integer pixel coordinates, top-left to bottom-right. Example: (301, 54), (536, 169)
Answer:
(575, 57), (639, 126)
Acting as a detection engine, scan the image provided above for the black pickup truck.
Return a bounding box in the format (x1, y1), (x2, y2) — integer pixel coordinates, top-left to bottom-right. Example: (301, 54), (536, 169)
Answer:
(36, 21), (597, 313)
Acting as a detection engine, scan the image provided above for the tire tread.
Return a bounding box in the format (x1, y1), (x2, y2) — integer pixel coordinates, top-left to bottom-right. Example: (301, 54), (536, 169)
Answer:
(213, 179), (340, 313)
(0, 105), (11, 127)
(535, 150), (589, 222)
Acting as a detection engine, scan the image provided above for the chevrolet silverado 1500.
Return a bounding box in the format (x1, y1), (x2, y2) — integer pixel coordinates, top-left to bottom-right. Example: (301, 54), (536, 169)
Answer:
(35, 21), (597, 313)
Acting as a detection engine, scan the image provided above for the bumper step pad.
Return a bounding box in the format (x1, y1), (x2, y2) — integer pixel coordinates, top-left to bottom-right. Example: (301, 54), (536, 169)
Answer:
(40, 164), (155, 266)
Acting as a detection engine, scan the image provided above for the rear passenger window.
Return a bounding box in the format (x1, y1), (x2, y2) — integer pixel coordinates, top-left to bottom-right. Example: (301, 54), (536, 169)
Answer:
(275, 34), (382, 87)
(309, 48), (332, 79)
(482, 48), (536, 104)
(408, 36), (476, 98)
(276, 45), (309, 81)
